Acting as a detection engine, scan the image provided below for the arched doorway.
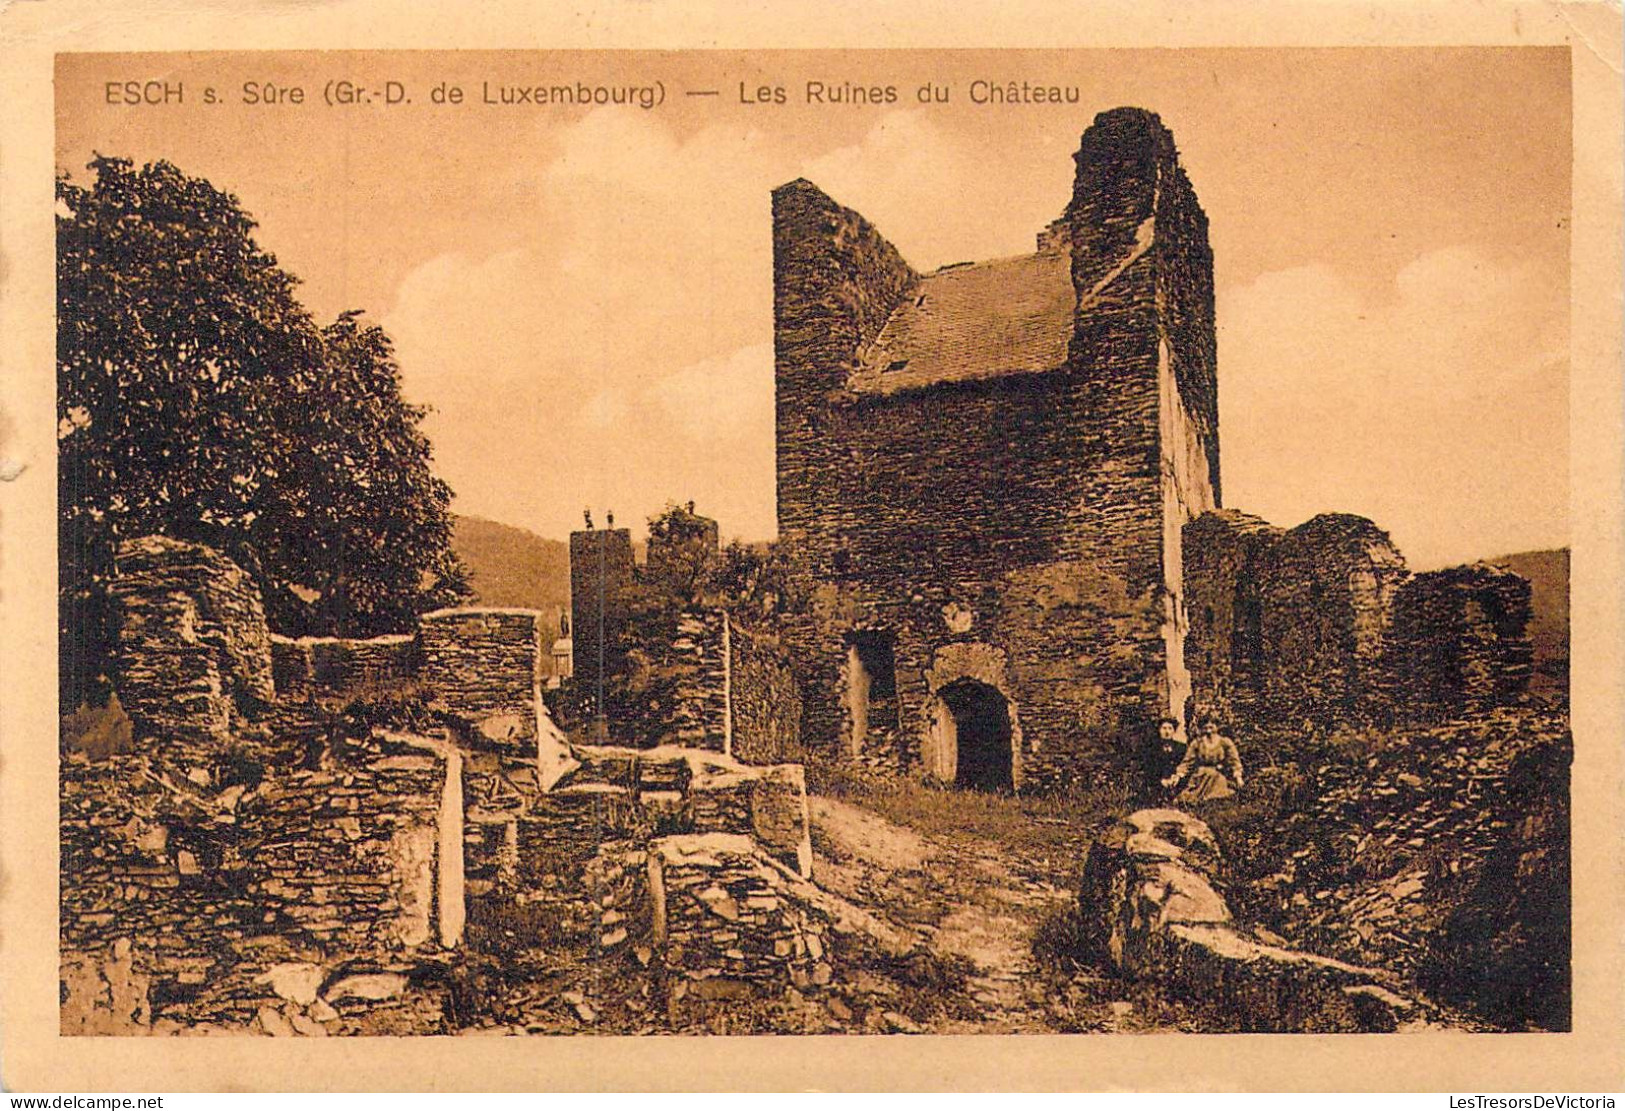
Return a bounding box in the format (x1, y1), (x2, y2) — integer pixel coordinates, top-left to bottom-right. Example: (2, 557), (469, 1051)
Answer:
(935, 679), (1013, 792)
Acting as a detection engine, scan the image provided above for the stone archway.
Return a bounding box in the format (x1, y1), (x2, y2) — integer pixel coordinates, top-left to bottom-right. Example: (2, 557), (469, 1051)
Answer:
(931, 679), (1014, 792)
(922, 642), (1022, 790)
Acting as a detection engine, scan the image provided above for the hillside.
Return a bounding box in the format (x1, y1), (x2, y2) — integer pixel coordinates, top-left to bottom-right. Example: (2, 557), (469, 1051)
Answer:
(452, 514), (571, 624)
(1486, 548), (1569, 704)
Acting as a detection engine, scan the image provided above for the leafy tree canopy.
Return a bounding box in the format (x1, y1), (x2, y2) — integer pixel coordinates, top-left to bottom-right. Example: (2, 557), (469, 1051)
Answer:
(59, 155), (468, 700)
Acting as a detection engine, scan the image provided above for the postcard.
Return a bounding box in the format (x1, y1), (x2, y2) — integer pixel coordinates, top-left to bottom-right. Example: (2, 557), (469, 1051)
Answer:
(1, 0), (1621, 1093)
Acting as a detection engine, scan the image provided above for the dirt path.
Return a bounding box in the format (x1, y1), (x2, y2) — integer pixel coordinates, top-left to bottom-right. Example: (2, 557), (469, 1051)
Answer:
(807, 794), (1154, 1032)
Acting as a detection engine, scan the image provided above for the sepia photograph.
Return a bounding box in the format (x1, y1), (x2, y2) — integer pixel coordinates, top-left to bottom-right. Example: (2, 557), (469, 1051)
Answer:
(1, 6), (1620, 1092)
(47, 46), (1576, 1040)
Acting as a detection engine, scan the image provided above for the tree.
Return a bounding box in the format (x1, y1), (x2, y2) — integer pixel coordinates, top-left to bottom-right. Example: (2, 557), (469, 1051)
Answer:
(58, 156), (468, 703)
(255, 311), (470, 637)
(643, 501), (719, 603)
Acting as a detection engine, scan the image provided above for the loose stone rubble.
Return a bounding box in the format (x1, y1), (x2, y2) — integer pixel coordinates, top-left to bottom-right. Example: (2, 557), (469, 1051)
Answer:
(1218, 708), (1570, 1029)
(1078, 808), (1421, 1032)
(65, 535), (829, 1035)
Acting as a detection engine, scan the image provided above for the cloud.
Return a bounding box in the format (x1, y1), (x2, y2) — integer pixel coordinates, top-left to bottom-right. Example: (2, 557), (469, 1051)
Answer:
(381, 109), (793, 541)
(380, 106), (1040, 543)
(650, 343), (774, 442)
(800, 110), (1067, 269)
(1217, 246), (1568, 568)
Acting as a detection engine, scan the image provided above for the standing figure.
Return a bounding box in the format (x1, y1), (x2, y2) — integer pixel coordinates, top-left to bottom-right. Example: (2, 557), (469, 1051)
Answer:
(1163, 717), (1245, 805)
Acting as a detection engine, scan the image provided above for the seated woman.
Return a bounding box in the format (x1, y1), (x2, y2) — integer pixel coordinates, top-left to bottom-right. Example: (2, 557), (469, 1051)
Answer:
(1161, 717), (1245, 805)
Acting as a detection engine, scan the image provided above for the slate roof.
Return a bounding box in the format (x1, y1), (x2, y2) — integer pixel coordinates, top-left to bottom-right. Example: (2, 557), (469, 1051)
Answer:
(852, 248), (1074, 394)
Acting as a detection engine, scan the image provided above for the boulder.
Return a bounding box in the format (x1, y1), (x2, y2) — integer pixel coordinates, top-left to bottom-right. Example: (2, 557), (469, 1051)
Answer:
(1079, 807), (1421, 1032)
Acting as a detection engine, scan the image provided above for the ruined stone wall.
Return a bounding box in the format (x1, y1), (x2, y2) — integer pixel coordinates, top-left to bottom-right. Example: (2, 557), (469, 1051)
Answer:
(554, 746), (812, 877)
(569, 527), (635, 719)
(728, 619), (803, 766)
(270, 633), (417, 701)
(650, 833), (832, 999)
(457, 741), (813, 971)
(110, 535), (275, 754)
(417, 608), (543, 747)
(1255, 515), (1410, 727)
(1182, 512), (1532, 732)
(595, 608), (727, 752)
(241, 735), (458, 956)
(773, 109), (1216, 789)
(1182, 510), (1283, 727)
(60, 731), (459, 1035)
(1387, 565), (1534, 721)
(664, 610), (729, 751)
(588, 607), (802, 763)
(770, 174), (916, 764)
(77, 535), (825, 1030)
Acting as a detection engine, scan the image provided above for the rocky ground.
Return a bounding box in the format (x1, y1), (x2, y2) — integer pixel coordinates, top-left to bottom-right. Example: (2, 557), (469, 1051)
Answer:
(448, 777), (1215, 1035)
(1207, 707), (1571, 1030)
(345, 709), (1569, 1036)
(801, 792), (1209, 1033)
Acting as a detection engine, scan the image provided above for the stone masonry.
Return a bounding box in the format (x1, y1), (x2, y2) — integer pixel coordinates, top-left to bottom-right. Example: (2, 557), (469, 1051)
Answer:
(773, 107), (1218, 790)
(270, 633), (416, 701)
(568, 526), (635, 722)
(1387, 564), (1534, 720)
(110, 535), (276, 756)
(1182, 510), (1533, 731)
(60, 729), (463, 1035)
(417, 608), (546, 748)
(608, 607), (804, 763)
(68, 535), (827, 1034)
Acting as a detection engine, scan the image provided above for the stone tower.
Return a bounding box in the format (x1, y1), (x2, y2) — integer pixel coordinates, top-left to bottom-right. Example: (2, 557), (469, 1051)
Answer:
(568, 523), (635, 729)
(771, 108), (1218, 791)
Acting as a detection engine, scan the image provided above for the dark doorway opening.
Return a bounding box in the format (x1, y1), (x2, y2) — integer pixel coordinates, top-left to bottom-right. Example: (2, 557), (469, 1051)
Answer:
(940, 679), (1013, 792)
(845, 630), (899, 757)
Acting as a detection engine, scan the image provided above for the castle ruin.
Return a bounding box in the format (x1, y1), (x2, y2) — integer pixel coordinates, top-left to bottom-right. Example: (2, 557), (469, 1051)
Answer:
(773, 108), (1218, 791)
(772, 107), (1532, 791)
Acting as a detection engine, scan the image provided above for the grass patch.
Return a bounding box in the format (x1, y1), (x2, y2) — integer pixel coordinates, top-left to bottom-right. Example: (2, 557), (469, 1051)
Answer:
(807, 759), (1129, 872)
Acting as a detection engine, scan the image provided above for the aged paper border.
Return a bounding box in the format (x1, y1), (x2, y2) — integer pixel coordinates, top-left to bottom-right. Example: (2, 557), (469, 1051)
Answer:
(2, 0), (1620, 1093)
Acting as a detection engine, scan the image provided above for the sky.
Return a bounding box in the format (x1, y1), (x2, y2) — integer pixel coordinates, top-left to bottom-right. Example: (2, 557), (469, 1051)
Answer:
(57, 48), (1571, 568)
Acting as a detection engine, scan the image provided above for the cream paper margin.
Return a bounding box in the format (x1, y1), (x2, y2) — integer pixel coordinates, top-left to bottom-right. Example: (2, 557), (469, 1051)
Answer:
(0, 0), (1620, 1093)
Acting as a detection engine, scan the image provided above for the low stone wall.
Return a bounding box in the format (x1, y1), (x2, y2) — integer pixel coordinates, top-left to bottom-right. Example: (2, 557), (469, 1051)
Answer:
(689, 761), (814, 879)
(270, 634), (417, 701)
(242, 735), (460, 955)
(418, 608), (544, 747)
(60, 731), (461, 1036)
(649, 833), (832, 1000)
(564, 745), (813, 878)
(110, 535), (275, 755)
(1078, 808), (1419, 1032)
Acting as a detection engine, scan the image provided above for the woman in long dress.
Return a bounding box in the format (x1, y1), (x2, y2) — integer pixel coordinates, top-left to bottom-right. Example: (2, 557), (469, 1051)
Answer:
(1162, 718), (1245, 805)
